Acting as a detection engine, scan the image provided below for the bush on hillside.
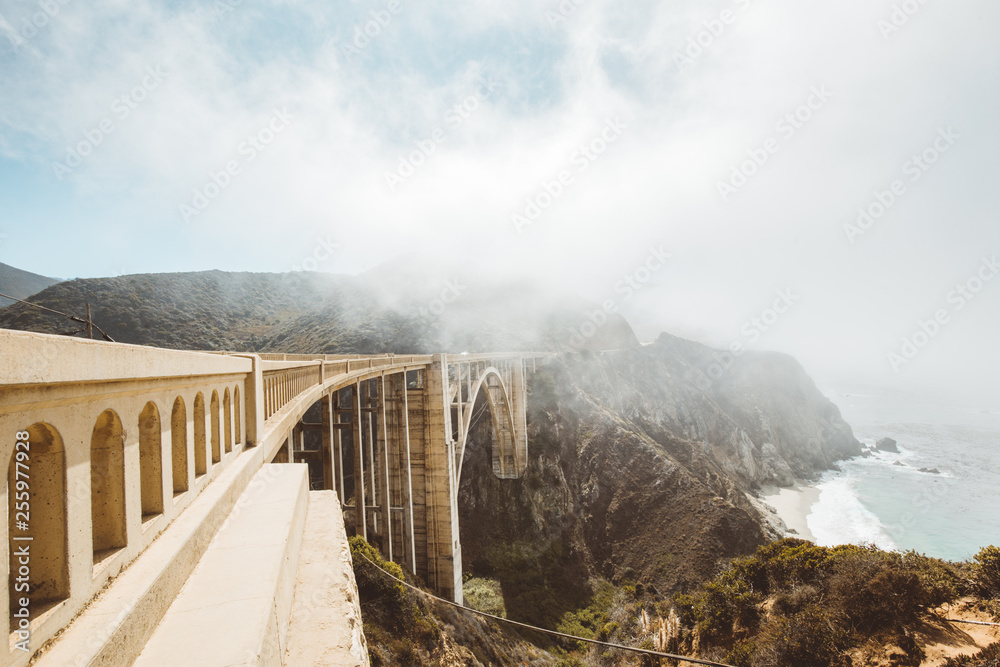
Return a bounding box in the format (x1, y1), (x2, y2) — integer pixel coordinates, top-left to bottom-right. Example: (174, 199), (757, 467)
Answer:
(973, 546), (1000, 598)
(748, 605), (847, 667)
(674, 539), (969, 665)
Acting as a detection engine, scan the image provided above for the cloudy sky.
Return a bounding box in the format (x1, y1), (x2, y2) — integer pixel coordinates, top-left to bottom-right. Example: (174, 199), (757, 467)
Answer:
(0, 0), (998, 402)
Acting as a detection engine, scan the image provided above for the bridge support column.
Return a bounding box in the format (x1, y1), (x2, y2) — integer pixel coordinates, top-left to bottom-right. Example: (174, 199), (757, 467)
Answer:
(321, 394), (334, 492)
(375, 377), (393, 563)
(510, 360), (528, 466)
(352, 382), (367, 541)
(418, 355), (462, 604)
(386, 372), (416, 573)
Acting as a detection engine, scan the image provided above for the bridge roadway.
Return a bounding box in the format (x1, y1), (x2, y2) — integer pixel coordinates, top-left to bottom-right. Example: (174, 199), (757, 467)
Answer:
(0, 329), (548, 666)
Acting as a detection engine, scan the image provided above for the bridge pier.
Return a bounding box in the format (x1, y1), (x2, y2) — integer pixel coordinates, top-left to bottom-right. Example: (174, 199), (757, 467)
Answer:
(420, 355), (463, 603)
(284, 353), (538, 604)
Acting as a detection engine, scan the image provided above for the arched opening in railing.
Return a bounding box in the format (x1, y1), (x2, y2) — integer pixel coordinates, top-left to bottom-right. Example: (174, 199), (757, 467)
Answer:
(171, 397), (189, 495)
(194, 393), (207, 477)
(210, 390), (221, 464)
(8, 423), (69, 619)
(139, 402), (164, 520)
(91, 409), (127, 565)
(223, 388), (232, 454)
(234, 385), (242, 447)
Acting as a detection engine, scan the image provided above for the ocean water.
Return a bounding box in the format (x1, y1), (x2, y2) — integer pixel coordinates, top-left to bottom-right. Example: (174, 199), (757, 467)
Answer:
(805, 387), (1000, 562)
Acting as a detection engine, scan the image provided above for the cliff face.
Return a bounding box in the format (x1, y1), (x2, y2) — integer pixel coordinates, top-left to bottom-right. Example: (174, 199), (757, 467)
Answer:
(458, 338), (861, 625)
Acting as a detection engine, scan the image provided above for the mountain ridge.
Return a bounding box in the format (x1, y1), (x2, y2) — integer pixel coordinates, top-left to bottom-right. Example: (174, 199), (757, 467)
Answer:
(0, 261), (61, 307)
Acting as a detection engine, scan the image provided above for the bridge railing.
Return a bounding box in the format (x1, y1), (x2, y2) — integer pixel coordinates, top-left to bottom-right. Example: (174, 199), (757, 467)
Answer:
(260, 355), (440, 423)
(262, 364), (322, 420)
(0, 330), (256, 667)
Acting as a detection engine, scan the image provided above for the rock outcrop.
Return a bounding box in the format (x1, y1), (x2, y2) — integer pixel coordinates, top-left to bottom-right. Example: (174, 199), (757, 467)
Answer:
(877, 436), (900, 453)
(458, 338), (862, 626)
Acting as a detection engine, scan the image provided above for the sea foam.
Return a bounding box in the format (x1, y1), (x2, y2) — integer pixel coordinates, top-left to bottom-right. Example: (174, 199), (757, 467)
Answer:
(807, 474), (898, 551)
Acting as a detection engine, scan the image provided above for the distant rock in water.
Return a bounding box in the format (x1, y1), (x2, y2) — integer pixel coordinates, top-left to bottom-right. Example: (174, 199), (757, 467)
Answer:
(876, 437), (899, 453)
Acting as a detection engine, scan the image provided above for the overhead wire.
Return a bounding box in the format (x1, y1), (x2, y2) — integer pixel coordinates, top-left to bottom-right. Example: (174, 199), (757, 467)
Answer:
(0, 292), (115, 341)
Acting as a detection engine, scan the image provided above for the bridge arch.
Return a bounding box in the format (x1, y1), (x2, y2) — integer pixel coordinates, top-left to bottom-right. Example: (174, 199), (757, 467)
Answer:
(456, 367), (523, 483)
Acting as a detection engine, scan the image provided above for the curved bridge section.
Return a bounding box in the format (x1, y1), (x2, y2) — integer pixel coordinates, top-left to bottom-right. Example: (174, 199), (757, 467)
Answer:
(0, 327), (547, 665)
(261, 352), (542, 604)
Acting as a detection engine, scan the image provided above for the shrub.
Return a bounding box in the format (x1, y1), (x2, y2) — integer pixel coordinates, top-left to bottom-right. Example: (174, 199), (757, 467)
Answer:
(753, 538), (835, 591)
(902, 550), (966, 607)
(463, 577), (507, 618)
(973, 546), (1000, 598)
(827, 548), (923, 634)
(597, 621), (618, 641)
(349, 536), (409, 629)
(694, 569), (763, 639)
(771, 585), (820, 617)
(727, 640), (756, 667)
(750, 606), (846, 667)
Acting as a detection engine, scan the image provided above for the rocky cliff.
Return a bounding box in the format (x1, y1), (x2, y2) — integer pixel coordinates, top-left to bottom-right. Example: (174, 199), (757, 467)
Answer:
(458, 337), (862, 629)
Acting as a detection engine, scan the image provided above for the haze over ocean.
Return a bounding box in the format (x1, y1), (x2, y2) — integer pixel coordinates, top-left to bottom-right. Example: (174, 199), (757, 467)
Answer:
(808, 387), (1000, 562)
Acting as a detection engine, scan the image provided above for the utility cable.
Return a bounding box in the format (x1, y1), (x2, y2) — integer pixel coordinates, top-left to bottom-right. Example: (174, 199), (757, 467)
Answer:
(0, 292), (115, 342)
(357, 552), (738, 667)
(943, 618), (1000, 627)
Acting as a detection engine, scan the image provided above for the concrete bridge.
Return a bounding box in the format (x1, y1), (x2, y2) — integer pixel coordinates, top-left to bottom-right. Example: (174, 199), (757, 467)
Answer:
(0, 329), (547, 666)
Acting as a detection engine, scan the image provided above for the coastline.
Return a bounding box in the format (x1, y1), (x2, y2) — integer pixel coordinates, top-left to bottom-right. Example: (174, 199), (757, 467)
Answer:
(759, 480), (821, 542)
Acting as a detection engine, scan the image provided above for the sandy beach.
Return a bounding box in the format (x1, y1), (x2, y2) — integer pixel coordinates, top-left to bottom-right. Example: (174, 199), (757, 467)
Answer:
(759, 480), (821, 542)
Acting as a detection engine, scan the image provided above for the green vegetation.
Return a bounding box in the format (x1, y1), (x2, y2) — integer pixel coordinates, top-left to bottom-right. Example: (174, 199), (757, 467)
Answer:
(672, 538), (971, 667)
(554, 580), (615, 647)
(973, 545), (1000, 598)
(348, 537), (440, 666)
(463, 577), (507, 618)
(471, 538), (585, 628)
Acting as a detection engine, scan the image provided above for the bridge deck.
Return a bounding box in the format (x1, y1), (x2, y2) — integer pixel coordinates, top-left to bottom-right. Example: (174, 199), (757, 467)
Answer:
(134, 464), (308, 667)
